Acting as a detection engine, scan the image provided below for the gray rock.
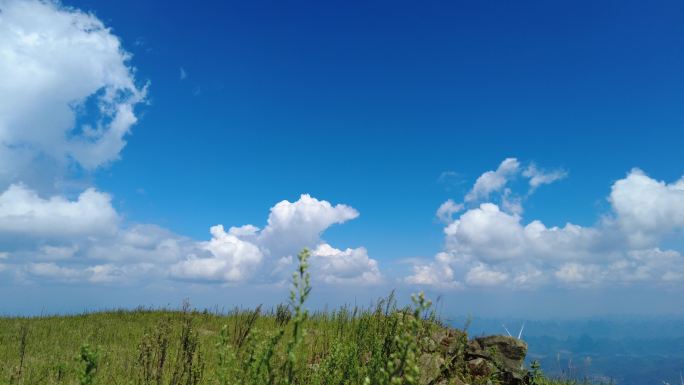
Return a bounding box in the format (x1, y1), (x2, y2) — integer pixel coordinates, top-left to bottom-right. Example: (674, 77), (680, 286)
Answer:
(468, 335), (527, 370)
(467, 335), (528, 385)
(419, 353), (446, 385)
(418, 328), (529, 385)
(467, 357), (493, 377)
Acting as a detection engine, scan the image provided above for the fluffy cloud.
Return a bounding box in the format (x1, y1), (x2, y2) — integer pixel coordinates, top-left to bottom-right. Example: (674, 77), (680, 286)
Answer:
(444, 203), (602, 263)
(0, 0), (149, 279)
(461, 158), (566, 212)
(311, 244), (382, 285)
(1, 192), (376, 286)
(170, 195), (379, 284)
(436, 199), (463, 224)
(412, 163), (684, 289)
(258, 194), (359, 258)
(3, 221), (196, 284)
(170, 225), (264, 282)
(0, 0), (145, 191)
(0, 184), (119, 240)
(609, 169), (684, 247)
(405, 252), (457, 287)
(444, 203), (526, 262)
(465, 158), (520, 202)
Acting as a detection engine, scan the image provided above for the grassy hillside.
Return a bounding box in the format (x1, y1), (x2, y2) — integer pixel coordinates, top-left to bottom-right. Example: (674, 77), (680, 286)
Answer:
(0, 251), (580, 385)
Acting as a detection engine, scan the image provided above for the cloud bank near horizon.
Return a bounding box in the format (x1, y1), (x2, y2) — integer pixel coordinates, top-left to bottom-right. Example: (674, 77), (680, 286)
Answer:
(407, 159), (684, 289)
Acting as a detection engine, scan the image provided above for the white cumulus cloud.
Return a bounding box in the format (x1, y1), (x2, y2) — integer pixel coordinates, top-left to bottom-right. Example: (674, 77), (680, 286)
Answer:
(436, 199), (463, 224)
(311, 243), (382, 285)
(170, 194), (378, 285)
(404, 253), (459, 288)
(465, 158), (520, 202)
(0, 0), (146, 191)
(170, 225), (263, 282)
(609, 168), (684, 247)
(411, 165), (684, 289)
(465, 264), (509, 287)
(258, 194), (359, 257)
(0, 184), (119, 240)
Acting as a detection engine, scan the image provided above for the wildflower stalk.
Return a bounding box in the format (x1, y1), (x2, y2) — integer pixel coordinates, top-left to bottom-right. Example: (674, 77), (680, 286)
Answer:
(283, 248), (312, 385)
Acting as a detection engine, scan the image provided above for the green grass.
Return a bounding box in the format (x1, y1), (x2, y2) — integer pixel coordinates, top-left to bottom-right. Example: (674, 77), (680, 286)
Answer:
(0, 250), (582, 385)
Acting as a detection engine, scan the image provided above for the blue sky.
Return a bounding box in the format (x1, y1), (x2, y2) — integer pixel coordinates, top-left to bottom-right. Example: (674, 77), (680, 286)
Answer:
(95, 0), (682, 254)
(1, 0), (683, 317)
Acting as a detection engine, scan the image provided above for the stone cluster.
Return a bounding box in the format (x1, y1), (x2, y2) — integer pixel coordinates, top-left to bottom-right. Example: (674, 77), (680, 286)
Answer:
(419, 327), (529, 385)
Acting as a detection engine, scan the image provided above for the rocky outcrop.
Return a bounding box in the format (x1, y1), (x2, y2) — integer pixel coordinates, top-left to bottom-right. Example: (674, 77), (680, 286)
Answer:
(467, 336), (528, 385)
(418, 327), (529, 385)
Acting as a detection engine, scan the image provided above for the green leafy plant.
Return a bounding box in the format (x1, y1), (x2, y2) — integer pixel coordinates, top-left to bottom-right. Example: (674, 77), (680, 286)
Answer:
(366, 292), (431, 385)
(78, 344), (98, 385)
(282, 248), (312, 385)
